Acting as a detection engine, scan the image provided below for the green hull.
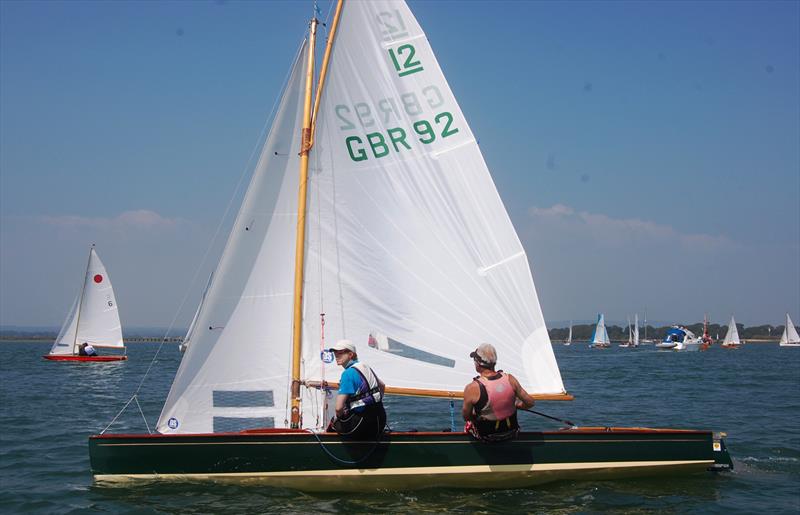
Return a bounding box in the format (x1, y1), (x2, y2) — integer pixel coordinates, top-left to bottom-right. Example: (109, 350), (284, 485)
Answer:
(89, 427), (732, 490)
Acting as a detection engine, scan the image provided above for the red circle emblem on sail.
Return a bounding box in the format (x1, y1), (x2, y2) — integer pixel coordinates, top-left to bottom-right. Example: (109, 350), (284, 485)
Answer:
(94, 274), (103, 283)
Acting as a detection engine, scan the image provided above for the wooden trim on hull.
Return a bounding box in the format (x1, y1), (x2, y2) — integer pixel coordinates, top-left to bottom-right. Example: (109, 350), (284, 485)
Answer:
(43, 355), (127, 362)
(94, 460), (713, 490)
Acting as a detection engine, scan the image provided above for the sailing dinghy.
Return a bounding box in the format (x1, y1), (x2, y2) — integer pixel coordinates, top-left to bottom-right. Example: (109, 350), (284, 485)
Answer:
(779, 313), (800, 347)
(89, 0), (731, 488)
(45, 245), (126, 362)
(589, 313), (611, 348)
(721, 316), (743, 348)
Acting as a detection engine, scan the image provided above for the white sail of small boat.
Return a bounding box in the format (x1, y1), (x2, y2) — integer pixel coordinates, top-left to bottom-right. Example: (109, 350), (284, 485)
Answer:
(157, 0), (566, 434)
(565, 322), (572, 345)
(633, 313), (640, 346)
(619, 316), (632, 348)
(590, 313), (610, 347)
(779, 313), (800, 347)
(46, 245), (125, 360)
(721, 315), (742, 347)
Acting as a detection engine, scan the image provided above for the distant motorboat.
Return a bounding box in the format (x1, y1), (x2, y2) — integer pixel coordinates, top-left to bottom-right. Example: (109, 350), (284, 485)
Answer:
(656, 326), (701, 352)
(779, 313), (800, 347)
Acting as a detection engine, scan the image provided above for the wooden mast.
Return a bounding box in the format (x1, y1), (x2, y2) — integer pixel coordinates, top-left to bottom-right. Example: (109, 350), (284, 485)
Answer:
(289, 15), (319, 428)
(290, 0), (344, 428)
(72, 244), (94, 355)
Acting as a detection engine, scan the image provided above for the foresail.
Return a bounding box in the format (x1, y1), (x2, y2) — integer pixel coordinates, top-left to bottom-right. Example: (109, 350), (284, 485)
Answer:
(50, 290), (80, 355)
(75, 249), (123, 349)
(302, 0), (565, 400)
(157, 42), (308, 434)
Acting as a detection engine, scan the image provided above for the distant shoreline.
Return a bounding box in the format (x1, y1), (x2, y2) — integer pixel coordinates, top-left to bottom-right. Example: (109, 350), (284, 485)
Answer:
(0, 337), (183, 343)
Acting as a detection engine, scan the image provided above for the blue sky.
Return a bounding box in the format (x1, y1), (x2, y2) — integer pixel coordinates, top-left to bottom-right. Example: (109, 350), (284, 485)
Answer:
(1, 0), (798, 330)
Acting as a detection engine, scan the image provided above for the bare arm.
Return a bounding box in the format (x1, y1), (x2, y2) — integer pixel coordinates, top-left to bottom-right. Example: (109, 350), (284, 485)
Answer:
(507, 374), (535, 410)
(335, 394), (348, 417)
(461, 382), (479, 422)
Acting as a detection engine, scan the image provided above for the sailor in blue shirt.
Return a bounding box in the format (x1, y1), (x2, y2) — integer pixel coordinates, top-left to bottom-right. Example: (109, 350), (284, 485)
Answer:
(328, 339), (387, 439)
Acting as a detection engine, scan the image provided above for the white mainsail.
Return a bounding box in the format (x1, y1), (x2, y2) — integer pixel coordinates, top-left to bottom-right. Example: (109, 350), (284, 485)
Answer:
(591, 313), (610, 345)
(157, 0), (565, 435)
(303, 0), (564, 399)
(49, 246), (124, 355)
(633, 314), (640, 346)
(779, 313), (800, 346)
(722, 316), (741, 346)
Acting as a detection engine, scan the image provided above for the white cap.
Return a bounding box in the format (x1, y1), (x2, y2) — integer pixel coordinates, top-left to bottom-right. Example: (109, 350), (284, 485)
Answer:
(328, 339), (356, 353)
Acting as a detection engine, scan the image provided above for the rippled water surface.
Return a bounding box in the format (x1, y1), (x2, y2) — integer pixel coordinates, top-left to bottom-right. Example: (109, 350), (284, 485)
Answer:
(1, 341), (798, 513)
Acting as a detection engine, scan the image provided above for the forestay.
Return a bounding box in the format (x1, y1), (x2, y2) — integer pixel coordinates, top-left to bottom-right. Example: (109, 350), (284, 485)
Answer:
(302, 1), (564, 398)
(49, 248), (123, 355)
(157, 43), (308, 434)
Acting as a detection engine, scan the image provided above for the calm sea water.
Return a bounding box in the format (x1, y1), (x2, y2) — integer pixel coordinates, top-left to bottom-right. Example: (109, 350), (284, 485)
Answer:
(1, 341), (798, 514)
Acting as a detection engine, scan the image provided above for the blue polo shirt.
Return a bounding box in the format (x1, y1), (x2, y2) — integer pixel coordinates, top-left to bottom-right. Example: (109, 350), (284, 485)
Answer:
(338, 359), (368, 413)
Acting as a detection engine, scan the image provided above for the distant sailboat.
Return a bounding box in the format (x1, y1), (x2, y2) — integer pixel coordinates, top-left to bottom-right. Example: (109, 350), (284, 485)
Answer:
(619, 316), (633, 348)
(590, 313), (610, 348)
(640, 309), (654, 344)
(565, 321), (572, 346)
(633, 314), (640, 347)
(721, 316), (742, 348)
(779, 313), (800, 347)
(44, 245), (126, 362)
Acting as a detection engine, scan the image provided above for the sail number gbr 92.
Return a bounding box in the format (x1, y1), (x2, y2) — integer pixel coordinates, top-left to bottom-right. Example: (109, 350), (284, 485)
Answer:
(344, 112), (459, 162)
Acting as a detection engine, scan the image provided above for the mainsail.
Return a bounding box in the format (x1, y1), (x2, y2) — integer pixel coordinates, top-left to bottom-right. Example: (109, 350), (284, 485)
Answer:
(49, 247), (123, 355)
(303, 0), (563, 398)
(157, 0), (565, 435)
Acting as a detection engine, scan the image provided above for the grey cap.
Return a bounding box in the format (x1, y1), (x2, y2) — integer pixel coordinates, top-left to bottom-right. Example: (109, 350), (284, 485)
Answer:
(470, 343), (497, 367)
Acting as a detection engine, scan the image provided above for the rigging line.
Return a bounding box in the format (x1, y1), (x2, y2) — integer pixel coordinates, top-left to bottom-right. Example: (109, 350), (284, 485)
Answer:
(519, 408), (576, 428)
(101, 394), (137, 435)
(134, 396), (152, 435)
(104, 39), (306, 433)
(303, 426), (385, 466)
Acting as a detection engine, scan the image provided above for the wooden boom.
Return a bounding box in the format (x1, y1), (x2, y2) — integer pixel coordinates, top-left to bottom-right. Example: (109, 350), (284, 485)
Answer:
(303, 381), (573, 401)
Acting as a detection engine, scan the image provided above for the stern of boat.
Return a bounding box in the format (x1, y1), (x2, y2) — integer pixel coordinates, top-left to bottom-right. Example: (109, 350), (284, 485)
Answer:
(709, 432), (733, 471)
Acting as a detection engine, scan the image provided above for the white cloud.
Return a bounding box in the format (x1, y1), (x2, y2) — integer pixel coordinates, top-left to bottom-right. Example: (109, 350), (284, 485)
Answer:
(527, 203), (732, 251)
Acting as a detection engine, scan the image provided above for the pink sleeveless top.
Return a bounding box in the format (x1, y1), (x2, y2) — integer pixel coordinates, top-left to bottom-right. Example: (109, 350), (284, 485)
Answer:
(476, 372), (516, 421)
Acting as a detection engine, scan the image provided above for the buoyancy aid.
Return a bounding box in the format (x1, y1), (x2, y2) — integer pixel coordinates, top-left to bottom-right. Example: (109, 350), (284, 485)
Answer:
(474, 372), (516, 421)
(470, 371), (519, 440)
(345, 362), (383, 411)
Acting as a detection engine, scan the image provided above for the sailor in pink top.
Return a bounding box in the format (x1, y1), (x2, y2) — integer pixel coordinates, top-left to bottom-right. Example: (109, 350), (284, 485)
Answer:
(461, 343), (536, 440)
